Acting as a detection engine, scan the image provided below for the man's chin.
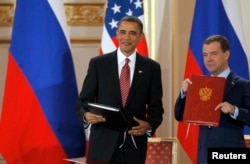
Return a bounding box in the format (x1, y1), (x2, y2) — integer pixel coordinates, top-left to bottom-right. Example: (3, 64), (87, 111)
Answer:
(120, 48), (133, 54)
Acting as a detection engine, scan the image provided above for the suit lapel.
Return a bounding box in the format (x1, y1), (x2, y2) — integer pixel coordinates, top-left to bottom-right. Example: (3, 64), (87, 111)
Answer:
(125, 54), (145, 107)
(224, 72), (238, 96)
(107, 52), (124, 107)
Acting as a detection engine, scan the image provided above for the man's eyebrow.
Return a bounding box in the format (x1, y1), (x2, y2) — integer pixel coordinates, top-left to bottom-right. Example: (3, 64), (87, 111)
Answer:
(118, 30), (137, 34)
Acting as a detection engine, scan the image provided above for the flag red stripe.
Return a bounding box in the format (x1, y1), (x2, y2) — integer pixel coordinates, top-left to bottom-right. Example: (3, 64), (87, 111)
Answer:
(0, 53), (68, 163)
(136, 38), (148, 57)
(177, 48), (202, 163)
(184, 48), (202, 78)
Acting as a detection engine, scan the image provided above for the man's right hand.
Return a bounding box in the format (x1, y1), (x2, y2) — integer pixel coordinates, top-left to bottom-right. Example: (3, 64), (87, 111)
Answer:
(84, 112), (106, 124)
(181, 78), (192, 93)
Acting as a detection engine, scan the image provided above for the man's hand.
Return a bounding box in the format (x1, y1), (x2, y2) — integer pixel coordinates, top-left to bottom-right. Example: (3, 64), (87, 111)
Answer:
(128, 117), (151, 136)
(181, 78), (192, 93)
(215, 102), (235, 114)
(84, 112), (106, 124)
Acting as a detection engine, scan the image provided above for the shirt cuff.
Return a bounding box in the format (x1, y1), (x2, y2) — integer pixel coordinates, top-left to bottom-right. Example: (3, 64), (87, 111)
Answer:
(146, 129), (152, 137)
(180, 89), (186, 99)
(230, 106), (239, 119)
(83, 114), (90, 129)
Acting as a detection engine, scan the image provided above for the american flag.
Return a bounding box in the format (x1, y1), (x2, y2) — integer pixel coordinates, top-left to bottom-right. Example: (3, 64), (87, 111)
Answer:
(100, 0), (148, 56)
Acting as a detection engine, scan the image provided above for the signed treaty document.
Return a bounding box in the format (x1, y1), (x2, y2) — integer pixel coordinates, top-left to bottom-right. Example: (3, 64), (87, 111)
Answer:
(183, 75), (226, 126)
(86, 102), (136, 130)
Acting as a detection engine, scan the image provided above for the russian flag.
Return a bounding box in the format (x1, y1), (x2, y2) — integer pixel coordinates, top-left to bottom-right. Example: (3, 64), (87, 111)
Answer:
(0, 0), (86, 163)
(178, 0), (249, 163)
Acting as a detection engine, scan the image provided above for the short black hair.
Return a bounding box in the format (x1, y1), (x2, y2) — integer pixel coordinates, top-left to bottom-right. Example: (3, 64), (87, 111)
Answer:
(204, 35), (230, 52)
(117, 16), (143, 33)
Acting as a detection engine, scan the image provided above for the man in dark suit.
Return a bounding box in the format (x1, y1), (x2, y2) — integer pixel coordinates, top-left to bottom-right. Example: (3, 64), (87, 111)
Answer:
(174, 35), (250, 164)
(76, 16), (164, 164)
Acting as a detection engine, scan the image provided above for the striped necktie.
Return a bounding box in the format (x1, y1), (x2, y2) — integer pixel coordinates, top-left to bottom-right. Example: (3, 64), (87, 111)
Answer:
(120, 58), (130, 107)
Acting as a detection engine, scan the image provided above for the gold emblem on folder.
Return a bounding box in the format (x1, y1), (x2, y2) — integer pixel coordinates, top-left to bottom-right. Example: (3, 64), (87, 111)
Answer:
(199, 87), (212, 101)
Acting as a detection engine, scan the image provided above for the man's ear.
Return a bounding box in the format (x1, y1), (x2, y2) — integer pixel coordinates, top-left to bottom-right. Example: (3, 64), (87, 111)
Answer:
(139, 32), (145, 41)
(225, 50), (230, 59)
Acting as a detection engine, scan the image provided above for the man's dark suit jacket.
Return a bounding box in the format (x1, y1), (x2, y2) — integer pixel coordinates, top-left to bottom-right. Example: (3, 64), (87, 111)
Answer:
(76, 50), (164, 163)
(174, 72), (250, 164)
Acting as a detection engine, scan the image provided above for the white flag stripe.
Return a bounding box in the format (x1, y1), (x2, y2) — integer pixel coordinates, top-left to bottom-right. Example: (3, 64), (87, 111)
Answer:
(222, 0), (247, 55)
(101, 26), (117, 54)
(48, 0), (71, 47)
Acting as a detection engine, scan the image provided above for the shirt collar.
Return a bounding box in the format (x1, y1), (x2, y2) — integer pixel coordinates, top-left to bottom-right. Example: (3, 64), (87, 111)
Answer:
(117, 48), (136, 65)
(214, 67), (231, 78)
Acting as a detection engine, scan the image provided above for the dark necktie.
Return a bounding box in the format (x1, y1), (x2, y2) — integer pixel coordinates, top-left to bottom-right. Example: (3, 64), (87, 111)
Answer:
(120, 58), (130, 107)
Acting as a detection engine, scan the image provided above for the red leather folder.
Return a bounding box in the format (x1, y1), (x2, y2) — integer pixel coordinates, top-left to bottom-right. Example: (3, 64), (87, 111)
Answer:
(183, 75), (226, 126)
